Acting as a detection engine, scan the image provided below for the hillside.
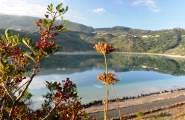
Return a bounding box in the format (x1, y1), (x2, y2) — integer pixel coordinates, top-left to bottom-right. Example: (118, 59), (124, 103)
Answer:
(1, 14), (185, 55)
(0, 14), (94, 33)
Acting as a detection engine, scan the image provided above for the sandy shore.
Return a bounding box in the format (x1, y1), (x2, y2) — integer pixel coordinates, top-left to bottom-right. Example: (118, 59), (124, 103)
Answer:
(118, 52), (185, 59)
(85, 89), (185, 119)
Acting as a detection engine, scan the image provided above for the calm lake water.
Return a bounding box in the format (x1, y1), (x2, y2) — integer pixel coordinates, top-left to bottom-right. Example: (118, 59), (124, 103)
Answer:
(29, 53), (185, 109)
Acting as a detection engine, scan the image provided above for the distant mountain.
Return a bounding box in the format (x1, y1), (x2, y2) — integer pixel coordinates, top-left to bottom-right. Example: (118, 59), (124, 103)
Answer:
(1, 14), (185, 55)
(96, 27), (185, 55)
(0, 14), (37, 32)
(0, 14), (94, 33)
(63, 20), (94, 33)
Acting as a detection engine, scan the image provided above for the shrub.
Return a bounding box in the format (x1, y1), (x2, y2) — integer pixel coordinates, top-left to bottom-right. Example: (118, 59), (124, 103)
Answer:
(0, 2), (88, 120)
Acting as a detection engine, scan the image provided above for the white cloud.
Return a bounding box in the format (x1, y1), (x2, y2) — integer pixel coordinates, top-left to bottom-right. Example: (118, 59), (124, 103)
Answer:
(0, 0), (85, 23)
(92, 8), (106, 14)
(0, 0), (46, 17)
(133, 0), (160, 13)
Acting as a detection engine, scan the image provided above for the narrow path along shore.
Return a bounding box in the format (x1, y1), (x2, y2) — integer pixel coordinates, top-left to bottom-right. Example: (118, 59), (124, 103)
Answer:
(86, 90), (185, 119)
(55, 51), (185, 59)
(118, 52), (185, 59)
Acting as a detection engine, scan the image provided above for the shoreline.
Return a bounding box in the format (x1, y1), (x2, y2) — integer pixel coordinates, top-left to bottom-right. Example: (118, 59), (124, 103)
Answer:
(83, 88), (185, 109)
(55, 51), (185, 59)
(85, 88), (185, 119)
(118, 52), (185, 59)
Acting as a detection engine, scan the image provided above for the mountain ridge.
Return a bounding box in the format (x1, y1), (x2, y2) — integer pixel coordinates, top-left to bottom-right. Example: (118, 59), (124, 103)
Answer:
(1, 14), (185, 55)
(1, 14), (183, 32)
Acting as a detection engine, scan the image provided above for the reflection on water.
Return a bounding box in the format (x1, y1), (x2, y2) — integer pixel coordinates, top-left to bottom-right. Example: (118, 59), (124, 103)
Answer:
(40, 53), (185, 75)
(30, 53), (185, 109)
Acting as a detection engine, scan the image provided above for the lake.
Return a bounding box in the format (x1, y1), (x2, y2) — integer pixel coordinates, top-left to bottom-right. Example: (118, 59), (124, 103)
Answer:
(29, 53), (185, 109)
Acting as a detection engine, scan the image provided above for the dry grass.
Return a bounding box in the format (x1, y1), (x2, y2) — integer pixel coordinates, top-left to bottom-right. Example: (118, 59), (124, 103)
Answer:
(135, 104), (185, 120)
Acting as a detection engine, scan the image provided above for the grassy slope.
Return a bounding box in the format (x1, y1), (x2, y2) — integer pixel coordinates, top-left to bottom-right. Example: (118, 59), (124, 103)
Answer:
(1, 14), (185, 54)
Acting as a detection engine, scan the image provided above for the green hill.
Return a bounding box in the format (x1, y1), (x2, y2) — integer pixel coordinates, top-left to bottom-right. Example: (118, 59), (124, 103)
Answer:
(1, 14), (185, 55)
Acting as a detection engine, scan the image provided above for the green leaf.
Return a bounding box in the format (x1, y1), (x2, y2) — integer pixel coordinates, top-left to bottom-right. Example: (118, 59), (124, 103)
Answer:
(22, 38), (35, 53)
(56, 3), (68, 15)
(65, 6), (69, 12)
(24, 53), (36, 63)
(56, 3), (63, 11)
(47, 3), (54, 13)
(5, 29), (9, 39)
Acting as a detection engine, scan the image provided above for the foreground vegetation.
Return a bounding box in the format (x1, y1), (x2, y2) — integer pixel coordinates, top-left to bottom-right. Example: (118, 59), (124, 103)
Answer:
(0, 3), (89, 120)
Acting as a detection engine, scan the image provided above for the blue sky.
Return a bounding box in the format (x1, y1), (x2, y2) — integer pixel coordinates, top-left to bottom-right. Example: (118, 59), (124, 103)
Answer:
(0, 0), (185, 30)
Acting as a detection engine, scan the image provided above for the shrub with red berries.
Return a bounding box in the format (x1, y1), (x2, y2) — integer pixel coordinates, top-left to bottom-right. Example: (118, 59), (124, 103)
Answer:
(0, 3), (89, 120)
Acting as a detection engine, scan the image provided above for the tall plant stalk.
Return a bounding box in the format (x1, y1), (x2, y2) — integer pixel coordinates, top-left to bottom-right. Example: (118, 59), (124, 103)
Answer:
(103, 53), (109, 120)
(95, 42), (118, 120)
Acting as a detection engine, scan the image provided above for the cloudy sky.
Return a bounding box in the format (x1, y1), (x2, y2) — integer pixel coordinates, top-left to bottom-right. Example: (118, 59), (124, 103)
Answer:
(0, 0), (185, 30)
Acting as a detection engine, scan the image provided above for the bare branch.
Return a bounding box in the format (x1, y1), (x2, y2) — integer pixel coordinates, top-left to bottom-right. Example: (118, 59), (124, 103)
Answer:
(41, 105), (56, 120)
(41, 100), (62, 120)
(8, 66), (38, 119)
(1, 83), (15, 101)
(16, 71), (36, 102)
(13, 79), (30, 94)
(0, 93), (6, 113)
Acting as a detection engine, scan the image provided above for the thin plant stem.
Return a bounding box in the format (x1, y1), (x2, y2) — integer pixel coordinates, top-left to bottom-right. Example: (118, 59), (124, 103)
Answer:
(105, 84), (109, 120)
(103, 54), (108, 74)
(8, 67), (38, 119)
(103, 53), (109, 120)
(111, 85), (122, 120)
(1, 83), (15, 101)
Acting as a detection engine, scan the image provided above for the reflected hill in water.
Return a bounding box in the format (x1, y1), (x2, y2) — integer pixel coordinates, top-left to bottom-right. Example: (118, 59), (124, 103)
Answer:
(40, 53), (185, 75)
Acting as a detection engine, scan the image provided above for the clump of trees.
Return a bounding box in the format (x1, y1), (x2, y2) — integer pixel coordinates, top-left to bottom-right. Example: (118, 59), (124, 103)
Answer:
(0, 3), (88, 120)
